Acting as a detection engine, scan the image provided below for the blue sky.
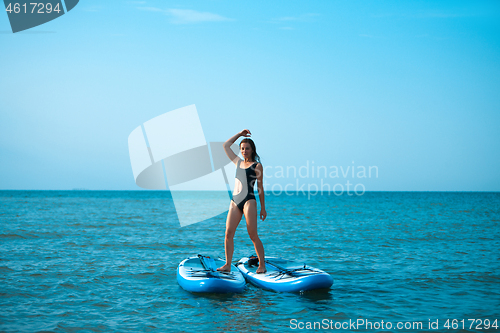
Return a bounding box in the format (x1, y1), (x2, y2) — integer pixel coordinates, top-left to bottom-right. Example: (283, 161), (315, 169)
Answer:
(1, 0), (499, 191)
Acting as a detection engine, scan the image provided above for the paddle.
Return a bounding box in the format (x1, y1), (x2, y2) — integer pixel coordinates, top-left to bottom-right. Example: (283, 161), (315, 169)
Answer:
(193, 255), (238, 280)
(263, 258), (323, 279)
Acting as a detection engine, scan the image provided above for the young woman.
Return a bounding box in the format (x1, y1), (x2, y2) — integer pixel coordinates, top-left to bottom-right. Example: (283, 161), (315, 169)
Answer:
(217, 129), (267, 273)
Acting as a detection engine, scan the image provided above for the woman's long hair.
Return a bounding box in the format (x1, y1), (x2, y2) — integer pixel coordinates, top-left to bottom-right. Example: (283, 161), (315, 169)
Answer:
(240, 138), (261, 164)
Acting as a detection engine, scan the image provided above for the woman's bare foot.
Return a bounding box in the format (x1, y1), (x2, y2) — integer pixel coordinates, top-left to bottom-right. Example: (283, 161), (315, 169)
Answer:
(256, 266), (267, 274)
(217, 264), (231, 272)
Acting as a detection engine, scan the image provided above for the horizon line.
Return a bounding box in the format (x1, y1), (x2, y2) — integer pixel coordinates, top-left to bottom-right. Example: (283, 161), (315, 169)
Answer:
(1, 189), (499, 193)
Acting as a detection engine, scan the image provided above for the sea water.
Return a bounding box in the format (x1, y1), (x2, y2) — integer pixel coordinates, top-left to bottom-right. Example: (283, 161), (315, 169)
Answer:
(1, 191), (499, 332)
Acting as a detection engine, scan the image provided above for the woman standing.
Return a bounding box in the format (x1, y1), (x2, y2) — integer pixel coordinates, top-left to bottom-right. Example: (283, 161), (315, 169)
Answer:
(217, 129), (267, 273)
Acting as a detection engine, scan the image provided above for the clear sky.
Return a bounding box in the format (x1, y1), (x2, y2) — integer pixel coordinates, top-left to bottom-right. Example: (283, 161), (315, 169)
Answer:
(1, 0), (499, 191)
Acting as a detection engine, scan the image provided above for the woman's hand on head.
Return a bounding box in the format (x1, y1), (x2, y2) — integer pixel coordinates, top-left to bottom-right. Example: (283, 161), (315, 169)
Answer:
(260, 208), (267, 221)
(239, 129), (251, 137)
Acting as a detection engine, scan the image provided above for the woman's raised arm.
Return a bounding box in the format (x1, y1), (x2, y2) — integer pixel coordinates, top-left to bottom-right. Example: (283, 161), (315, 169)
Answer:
(223, 129), (251, 164)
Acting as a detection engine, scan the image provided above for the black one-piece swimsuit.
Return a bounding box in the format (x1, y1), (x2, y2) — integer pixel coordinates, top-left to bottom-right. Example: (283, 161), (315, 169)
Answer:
(232, 159), (258, 212)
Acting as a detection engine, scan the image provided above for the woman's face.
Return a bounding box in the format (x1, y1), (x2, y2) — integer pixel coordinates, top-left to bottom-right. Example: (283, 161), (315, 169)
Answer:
(240, 142), (253, 159)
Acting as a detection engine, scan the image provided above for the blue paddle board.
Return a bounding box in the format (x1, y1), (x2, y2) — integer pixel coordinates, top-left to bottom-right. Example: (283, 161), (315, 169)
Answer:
(177, 255), (246, 293)
(236, 256), (333, 292)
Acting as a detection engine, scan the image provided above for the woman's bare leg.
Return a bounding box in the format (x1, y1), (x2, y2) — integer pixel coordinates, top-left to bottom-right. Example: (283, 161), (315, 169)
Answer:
(217, 201), (243, 272)
(244, 199), (266, 273)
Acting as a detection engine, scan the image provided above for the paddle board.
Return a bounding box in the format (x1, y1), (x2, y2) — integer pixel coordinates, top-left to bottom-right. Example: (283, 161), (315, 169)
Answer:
(236, 256), (333, 292)
(177, 255), (246, 293)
